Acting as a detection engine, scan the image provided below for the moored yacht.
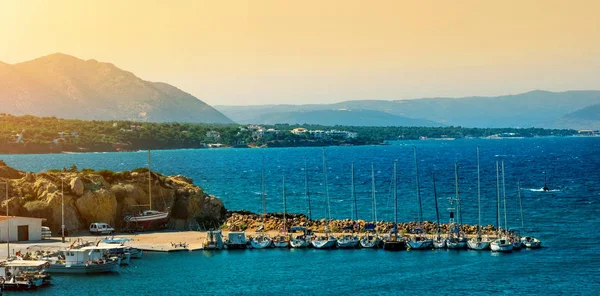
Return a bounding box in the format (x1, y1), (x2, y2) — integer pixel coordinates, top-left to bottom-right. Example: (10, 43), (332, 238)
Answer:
(467, 147), (491, 250)
(44, 247), (120, 274)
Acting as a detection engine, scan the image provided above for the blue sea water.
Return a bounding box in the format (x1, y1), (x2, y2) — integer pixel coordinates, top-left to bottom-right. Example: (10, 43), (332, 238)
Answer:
(1, 137), (599, 295)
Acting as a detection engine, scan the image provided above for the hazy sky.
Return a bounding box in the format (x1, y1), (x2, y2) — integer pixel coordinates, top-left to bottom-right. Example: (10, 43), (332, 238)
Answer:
(1, 0), (599, 106)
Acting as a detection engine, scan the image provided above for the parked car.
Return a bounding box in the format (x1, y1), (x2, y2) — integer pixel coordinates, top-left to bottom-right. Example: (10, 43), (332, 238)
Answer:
(89, 223), (115, 235)
(41, 226), (52, 239)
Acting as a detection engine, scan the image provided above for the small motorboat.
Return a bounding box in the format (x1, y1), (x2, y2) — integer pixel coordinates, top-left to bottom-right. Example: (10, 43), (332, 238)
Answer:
(490, 238), (513, 252)
(521, 236), (542, 248)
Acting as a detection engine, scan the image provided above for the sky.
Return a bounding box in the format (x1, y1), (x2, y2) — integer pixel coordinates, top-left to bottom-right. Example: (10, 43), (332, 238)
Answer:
(1, 0), (599, 106)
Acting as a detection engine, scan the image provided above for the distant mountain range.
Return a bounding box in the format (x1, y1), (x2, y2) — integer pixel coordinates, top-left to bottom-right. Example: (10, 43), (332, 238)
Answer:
(216, 90), (600, 129)
(0, 53), (233, 123)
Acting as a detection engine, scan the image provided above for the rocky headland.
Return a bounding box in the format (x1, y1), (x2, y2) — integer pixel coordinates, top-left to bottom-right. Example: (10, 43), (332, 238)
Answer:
(0, 160), (225, 233)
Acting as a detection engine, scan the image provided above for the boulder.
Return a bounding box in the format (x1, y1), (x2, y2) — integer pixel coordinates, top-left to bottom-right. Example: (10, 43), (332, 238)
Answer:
(70, 177), (84, 196)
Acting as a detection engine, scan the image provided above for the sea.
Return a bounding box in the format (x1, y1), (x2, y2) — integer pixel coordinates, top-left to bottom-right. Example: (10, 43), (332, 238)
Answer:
(1, 137), (599, 295)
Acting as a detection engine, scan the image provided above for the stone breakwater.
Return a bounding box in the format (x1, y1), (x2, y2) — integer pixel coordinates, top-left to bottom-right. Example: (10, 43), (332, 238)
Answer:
(0, 160), (226, 232)
(223, 211), (498, 235)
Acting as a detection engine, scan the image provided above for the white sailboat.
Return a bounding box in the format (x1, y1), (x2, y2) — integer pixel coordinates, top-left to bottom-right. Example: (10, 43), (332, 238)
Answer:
(490, 161), (513, 252)
(432, 173), (446, 249)
(518, 181), (542, 248)
(251, 157), (272, 249)
(337, 162), (359, 249)
(290, 160), (312, 248)
(446, 163), (466, 250)
(360, 162), (381, 248)
(468, 146), (491, 250)
(124, 150), (169, 231)
(502, 162), (521, 250)
(312, 149), (337, 249)
(407, 147), (433, 250)
(272, 175), (290, 248)
(382, 160), (406, 251)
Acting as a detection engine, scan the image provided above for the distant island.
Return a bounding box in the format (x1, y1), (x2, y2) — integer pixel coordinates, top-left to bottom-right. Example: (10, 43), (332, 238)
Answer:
(0, 114), (582, 154)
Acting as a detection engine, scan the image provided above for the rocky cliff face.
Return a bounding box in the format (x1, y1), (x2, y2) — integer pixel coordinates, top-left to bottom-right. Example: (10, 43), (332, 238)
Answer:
(0, 161), (226, 232)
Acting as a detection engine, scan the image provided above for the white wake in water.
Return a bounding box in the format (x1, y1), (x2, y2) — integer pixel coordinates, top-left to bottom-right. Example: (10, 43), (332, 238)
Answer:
(527, 188), (561, 192)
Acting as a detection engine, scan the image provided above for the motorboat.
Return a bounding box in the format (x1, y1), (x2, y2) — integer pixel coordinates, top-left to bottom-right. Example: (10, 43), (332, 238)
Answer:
(491, 238), (513, 252)
(0, 260), (49, 290)
(44, 247), (120, 274)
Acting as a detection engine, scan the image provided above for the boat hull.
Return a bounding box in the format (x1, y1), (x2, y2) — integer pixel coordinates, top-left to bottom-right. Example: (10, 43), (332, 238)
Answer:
(46, 261), (119, 274)
(337, 238), (360, 249)
(407, 239), (433, 250)
(382, 240), (405, 251)
(250, 237), (272, 249)
(312, 239), (337, 249)
(491, 239), (514, 252)
(467, 240), (491, 250)
(446, 241), (467, 249)
(290, 238), (311, 248)
(225, 243), (247, 250)
(360, 237), (381, 248)
(433, 239), (446, 249)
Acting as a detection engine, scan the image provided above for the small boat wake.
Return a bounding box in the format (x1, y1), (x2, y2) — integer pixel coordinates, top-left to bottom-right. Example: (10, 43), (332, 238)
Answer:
(527, 188), (560, 192)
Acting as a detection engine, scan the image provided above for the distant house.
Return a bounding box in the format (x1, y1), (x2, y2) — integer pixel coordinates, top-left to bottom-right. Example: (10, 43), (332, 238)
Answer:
(291, 128), (307, 135)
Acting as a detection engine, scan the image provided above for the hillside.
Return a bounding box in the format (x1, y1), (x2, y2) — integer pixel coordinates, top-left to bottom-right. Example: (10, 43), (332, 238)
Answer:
(550, 103), (600, 130)
(216, 90), (600, 128)
(0, 53), (233, 124)
(241, 109), (443, 126)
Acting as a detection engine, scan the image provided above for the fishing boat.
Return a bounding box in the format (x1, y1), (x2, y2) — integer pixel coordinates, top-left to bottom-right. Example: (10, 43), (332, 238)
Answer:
(360, 163), (381, 249)
(250, 157), (272, 249)
(468, 147), (491, 250)
(518, 181), (542, 248)
(101, 237), (143, 259)
(490, 161), (513, 253)
(542, 171), (549, 191)
(45, 247), (120, 274)
(406, 147), (433, 250)
(432, 173), (445, 249)
(0, 260), (49, 290)
(446, 163), (466, 250)
(123, 150), (169, 231)
(312, 149), (337, 249)
(337, 163), (359, 249)
(225, 232), (247, 250)
(203, 230), (224, 250)
(382, 160), (406, 251)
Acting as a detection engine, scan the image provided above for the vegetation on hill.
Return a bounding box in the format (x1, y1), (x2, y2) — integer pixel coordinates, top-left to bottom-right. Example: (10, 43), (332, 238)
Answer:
(0, 114), (577, 154)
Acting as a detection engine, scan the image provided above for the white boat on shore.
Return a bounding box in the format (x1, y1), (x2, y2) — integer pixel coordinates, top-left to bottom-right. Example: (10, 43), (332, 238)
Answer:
(45, 247), (119, 274)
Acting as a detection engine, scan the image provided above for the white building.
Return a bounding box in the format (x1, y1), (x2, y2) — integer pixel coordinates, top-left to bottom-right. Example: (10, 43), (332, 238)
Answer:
(0, 216), (45, 242)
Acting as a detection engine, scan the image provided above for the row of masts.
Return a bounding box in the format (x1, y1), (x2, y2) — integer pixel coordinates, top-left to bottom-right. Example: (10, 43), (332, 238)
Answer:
(258, 146), (531, 238)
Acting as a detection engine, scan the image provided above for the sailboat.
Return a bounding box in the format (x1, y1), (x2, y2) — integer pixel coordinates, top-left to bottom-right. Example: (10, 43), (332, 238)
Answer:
(124, 150), (169, 230)
(446, 163), (466, 249)
(382, 160), (406, 251)
(272, 175), (290, 248)
(312, 149), (337, 249)
(290, 160), (313, 248)
(518, 181), (542, 248)
(337, 162), (360, 249)
(501, 162), (522, 250)
(467, 146), (491, 250)
(432, 173), (446, 249)
(251, 157), (272, 249)
(490, 161), (513, 252)
(360, 162), (381, 248)
(407, 147), (433, 250)
(542, 171), (549, 191)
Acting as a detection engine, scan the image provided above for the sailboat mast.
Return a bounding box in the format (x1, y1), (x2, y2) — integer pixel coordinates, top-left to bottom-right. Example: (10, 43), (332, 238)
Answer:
(322, 149), (331, 232)
(352, 162), (357, 221)
(433, 173), (440, 238)
(148, 149), (152, 211)
(371, 162), (377, 223)
(496, 161), (500, 235)
(502, 161), (508, 232)
(283, 175), (286, 232)
(305, 159), (311, 221)
(477, 146), (482, 238)
(5, 182), (9, 258)
(262, 157), (266, 227)
(518, 180), (524, 230)
(454, 162), (462, 227)
(393, 160), (398, 238)
(414, 146), (423, 227)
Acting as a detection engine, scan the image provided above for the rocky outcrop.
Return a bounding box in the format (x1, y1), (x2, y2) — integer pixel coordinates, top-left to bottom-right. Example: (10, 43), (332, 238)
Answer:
(223, 211), (498, 235)
(0, 162), (226, 233)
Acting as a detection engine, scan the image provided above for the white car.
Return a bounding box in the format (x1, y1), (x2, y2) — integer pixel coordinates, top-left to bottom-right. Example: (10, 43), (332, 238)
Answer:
(89, 223), (115, 235)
